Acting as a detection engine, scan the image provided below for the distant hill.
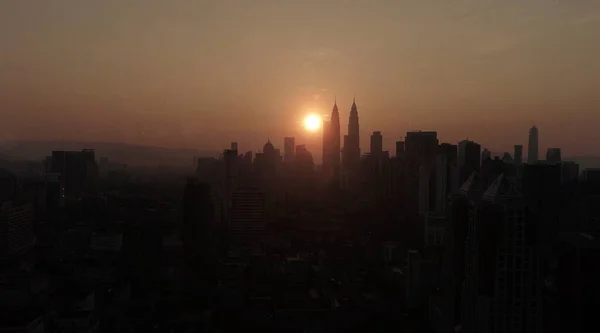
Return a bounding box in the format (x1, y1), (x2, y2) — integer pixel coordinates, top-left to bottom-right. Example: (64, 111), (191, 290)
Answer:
(0, 140), (219, 167)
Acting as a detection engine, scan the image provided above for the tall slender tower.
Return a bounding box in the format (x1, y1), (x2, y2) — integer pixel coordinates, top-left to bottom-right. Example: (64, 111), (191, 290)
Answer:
(528, 126), (539, 164)
(330, 100), (341, 179)
(322, 118), (331, 173)
(323, 100), (341, 181)
(343, 98), (360, 170)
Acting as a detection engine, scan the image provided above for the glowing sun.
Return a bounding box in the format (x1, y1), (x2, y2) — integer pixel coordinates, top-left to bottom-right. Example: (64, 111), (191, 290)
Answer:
(303, 114), (322, 132)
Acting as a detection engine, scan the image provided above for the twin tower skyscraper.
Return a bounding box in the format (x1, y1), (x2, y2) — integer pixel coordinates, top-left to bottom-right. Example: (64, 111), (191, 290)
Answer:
(322, 98), (361, 183)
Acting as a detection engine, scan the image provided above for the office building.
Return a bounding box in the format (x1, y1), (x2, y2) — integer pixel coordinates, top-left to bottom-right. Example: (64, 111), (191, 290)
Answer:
(322, 101), (341, 183)
(528, 126), (539, 164)
(481, 148), (491, 161)
(514, 145), (523, 165)
(581, 168), (600, 182)
(284, 137), (296, 163)
(0, 202), (36, 256)
(458, 140), (481, 186)
(396, 141), (405, 158)
(230, 190), (267, 242)
(0, 168), (18, 203)
(438, 143), (459, 196)
(182, 178), (214, 256)
(434, 154), (448, 214)
(543, 232), (600, 333)
(405, 131), (439, 217)
(560, 161), (579, 183)
(370, 131), (383, 157)
(51, 149), (98, 198)
(462, 175), (541, 333)
(405, 249), (437, 308)
(342, 98), (360, 171)
(545, 148), (561, 164)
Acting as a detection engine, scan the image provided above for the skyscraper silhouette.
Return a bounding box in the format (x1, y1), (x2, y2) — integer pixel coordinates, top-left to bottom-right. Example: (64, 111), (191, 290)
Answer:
(546, 148), (562, 164)
(284, 137), (295, 163)
(322, 100), (341, 183)
(514, 145), (523, 165)
(528, 126), (539, 164)
(343, 98), (360, 171)
(458, 140), (481, 186)
(370, 131), (383, 157)
(330, 100), (341, 179)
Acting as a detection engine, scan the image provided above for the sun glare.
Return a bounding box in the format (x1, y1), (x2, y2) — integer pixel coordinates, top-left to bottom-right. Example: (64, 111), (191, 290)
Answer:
(303, 114), (322, 132)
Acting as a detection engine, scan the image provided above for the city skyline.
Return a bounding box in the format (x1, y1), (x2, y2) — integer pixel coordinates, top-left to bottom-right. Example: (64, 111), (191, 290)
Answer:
(2, 0), (600, 156)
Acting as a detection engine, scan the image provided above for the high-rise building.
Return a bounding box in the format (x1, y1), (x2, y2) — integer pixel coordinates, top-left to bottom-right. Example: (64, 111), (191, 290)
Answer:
(406, 131), (439, 165)
(0, 202), (36, 256)
(514, 145), (523, 165)
(501, 152), (513, 163)
(436, 143), (459, 206)
(330, 101), (341, 178)
(342, 98), (360, 171)
(528, 126), (539, 164)
(322, 119), (331, 169)
(544, 232), (600, 332)
(561, 161), (579, 184)
(370, 131), (383, 157)
(458, 140), (481, 186)
(481, 148), (491, 161)
(284, 137), (296, 163)
(462, 175), (541, 333)
(0, 168), (18, 203)
(45, 173), (63, 216)
(182, 179), (214, 257)
(545, 148), (561, 164)
(396, 141), (405, 158)
(434, 154), (448, 214)
(443, 172), (485, 329)
(51, 149), (98, 198)
(581, 168), (600, 182)
(405, 131), (439, 217)
(230, 190), (266, 243)
(322, 101), (341, 183)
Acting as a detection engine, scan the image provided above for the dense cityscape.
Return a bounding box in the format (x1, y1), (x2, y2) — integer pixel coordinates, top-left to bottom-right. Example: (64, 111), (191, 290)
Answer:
(1, 99), (599, 333)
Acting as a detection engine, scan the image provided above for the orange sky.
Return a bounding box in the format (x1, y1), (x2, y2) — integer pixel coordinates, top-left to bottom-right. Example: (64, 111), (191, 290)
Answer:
(1, 0), (600, 157)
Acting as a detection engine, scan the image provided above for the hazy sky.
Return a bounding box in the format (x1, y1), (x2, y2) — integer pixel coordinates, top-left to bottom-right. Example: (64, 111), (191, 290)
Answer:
(2, 0), (600, 157)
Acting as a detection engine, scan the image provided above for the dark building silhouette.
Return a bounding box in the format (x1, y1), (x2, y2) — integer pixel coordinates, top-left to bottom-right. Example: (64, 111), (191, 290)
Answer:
(458, 140), (481, 186)
(0, 201), (35, 256)
(370, 131), (383, 157)
(284, 137), (296, 163)
(322, 101), (341, 183)
(462, 175), (541, 333)
(435, 143), (459, 211)
(50, 149), (98, 198)
(546, 148), (562, 164)
(544, 232), (600, 333)
(514, 145), (523, 165)
(481, 148), (492, 161)
(528, 126), (539, 164)
(182, 178), (214, 257)
(433, 172), (485, 332)
(343, 98), (360, 171)
(396, 140), (405, 158)
(561, 161), (580, 184)
(229, 189), (267, 244)
(254, 140), (279, 195)
(0, 168), (18, 203)
(405, 131), (439, 216)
